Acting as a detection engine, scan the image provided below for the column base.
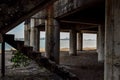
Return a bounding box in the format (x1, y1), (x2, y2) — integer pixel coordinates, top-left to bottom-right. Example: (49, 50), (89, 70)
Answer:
(69, 53), (77, 56)
(98, 59), (104, 63)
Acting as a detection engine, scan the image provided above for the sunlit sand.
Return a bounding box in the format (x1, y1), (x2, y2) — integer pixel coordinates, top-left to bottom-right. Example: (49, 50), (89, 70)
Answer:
(40, 47), (96, 52)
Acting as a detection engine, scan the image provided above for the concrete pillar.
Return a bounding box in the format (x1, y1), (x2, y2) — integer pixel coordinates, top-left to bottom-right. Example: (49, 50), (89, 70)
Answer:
(45, 16), (54, 59)
(105, 0), (120, 80)
(97, 25), (105, 62)
(77, 32), (83, 51)
(45, 20), (48, 56)
(53, 20), (60, 64)
(30, 27), (35, 50)
(45, 6), (60, 64)
(69, 28), (77, 56)
(0, 33), (3, 43)
(35, 28), (40, 51)
(97, 33), (99, 53)
(30, 18), (40, 51)
(1, 35), (5, 77)
(24, 20), (30, 46)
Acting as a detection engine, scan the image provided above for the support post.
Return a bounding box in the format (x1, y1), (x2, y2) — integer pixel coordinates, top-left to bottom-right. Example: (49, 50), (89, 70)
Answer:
(45, 7), (54, 59)
(45, 6), (60, 64)
(53, 20), (60, 64)
(105, 0), (120, 80)
(36, 28), (40, 51)
(0, 33), (3, 43)
(1, 35), (5, 77)
(97, 25), (105, 62)
(30, 18), (40, 51)
(69, 28), (77, 56)
(77, 32), (83, 51)
(24, 20), (30, 46)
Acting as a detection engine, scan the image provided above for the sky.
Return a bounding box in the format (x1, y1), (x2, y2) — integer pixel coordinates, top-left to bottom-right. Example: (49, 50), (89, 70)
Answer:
(7, 23), (96, 40)
(7, 22), (24, 38)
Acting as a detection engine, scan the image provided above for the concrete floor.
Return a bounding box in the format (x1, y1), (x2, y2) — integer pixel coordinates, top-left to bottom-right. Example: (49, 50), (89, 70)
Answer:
(60, 50), (104, 80)
(0, 50), (104, 80)
(0, 51), (61, 80)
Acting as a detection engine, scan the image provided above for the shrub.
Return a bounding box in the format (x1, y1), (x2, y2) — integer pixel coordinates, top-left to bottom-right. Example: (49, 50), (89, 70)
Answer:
(10, 51), (31, 68)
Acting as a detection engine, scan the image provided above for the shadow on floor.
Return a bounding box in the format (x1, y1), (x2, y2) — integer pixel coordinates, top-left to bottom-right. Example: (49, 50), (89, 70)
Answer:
(60, 50), (104, 80)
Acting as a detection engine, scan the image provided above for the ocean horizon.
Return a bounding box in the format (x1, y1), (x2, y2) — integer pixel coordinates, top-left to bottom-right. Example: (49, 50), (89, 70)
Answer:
(0, 39), (96, 50)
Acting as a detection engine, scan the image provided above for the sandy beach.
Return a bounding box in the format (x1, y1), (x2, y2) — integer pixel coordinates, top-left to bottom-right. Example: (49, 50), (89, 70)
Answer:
(40, 47), (96, 52)
(0, 47), (96, 53)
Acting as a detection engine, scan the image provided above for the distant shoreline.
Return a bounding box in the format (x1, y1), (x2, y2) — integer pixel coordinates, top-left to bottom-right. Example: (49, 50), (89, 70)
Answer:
(40, 47), (96, 52)
(0, 47), (96, 54)
(15, 38), (96, 41)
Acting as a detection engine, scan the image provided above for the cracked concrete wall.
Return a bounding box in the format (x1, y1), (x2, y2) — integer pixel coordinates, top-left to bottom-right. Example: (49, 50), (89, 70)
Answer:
(105, 0), (120, 80)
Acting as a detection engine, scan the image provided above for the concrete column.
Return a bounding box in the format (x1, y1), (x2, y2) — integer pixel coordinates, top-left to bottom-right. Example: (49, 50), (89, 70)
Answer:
(24, 20), (30, 46)
(0, 33), (3, 43)
(35, 28), (40, 51)
(77, 32), (83, 51)
(97, 33), (99, 53)
(30, 27), (35, 50)
(30, 18), (40, 51)
(1, 35), (5, 77)
(45, 7), (54, 59)
(105, 0), (120, 80)
(45, 20), (48, 56)
(45, 17), (54, 59)
(69, 28), (77, 56)
(45, 6), (60, 64)
(53, 20), (60, 64)
(97, 25), (105, 62)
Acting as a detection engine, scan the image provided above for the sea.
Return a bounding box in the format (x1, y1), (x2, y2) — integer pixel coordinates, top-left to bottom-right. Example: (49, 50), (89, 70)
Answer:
(0, 39), (96, 50)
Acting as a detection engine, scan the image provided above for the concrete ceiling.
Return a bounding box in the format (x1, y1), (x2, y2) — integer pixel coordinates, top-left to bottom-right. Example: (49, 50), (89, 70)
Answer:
(0, 0), (54, 34)
(58, 0), (105, 25)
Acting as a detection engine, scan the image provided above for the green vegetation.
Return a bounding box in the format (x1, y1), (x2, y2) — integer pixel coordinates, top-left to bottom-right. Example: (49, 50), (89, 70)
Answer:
(10, 51), (31, 68)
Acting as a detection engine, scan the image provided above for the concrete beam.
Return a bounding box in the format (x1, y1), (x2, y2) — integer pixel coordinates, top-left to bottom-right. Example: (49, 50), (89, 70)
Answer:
(60, 20), (98, 25)
(81, 30), (97, 34)
(56, 0), (104, 19)
(35, 22), (98, 33)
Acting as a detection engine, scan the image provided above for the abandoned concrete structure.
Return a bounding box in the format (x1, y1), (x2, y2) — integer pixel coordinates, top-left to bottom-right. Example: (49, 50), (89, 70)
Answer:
(0, 0), (120, 80)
